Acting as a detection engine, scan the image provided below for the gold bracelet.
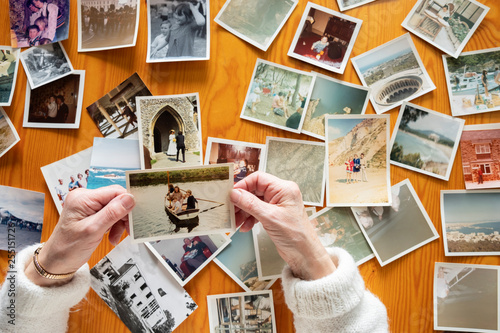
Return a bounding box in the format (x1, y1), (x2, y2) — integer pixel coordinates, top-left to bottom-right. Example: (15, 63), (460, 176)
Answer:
(32, 243), (76, 280)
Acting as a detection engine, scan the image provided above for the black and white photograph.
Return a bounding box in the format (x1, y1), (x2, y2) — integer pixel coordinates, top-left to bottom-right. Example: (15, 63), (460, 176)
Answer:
(351, 179), (439, 266)
(351, 33), (436, 114)
(19, 42), (73, 89)
(402, 0), (489, 58)
(214, 0), (297, 51)
(252, 222), (285, 280)
(147, 0), (209, 62)
(127, 164), (236, 243)
(434, 262), (499, 333)
(0, 47), (20, 107)
(90, 236), (197, 333)
(78, 0), (140, 52)
(337, 0), (377, 12)
(23, 70), (85, 129)
(0, 107), (21, 159)
(287, 2), (362, 74)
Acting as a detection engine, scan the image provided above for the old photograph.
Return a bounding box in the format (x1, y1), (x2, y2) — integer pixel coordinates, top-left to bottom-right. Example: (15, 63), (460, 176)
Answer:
(390, 102), (465, 181)
(90, 236), (197, 333)
(441, 190), (500, 256)
(0, 107), (20, 159)
(288, 2), (362, 74)
(127, 164), (235, 242)
(337, 0), (377, 12)
(402, 0), (489, 58)
(326, 114), (390, 207)
(137, 94), (202, 169)
(351, 33), (436, 114)
(87, 73), (152, 139)
(0, 47), (20, 107)
(214, 0), (297, 51)
(253, 223), (285, 280)
(240, 59), (315, 133)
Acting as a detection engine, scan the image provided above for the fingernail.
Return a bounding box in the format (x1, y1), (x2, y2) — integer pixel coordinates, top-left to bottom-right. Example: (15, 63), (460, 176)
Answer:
(229, 189), (241, 204)
(120, 193), (136, 210)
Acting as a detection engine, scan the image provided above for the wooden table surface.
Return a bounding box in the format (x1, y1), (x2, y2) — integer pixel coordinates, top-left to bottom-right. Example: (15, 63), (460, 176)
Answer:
(1, 0), (499, 332)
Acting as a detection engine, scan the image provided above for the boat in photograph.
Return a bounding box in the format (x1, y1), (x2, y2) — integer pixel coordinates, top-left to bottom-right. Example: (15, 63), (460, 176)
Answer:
(164, 198), (200, 233)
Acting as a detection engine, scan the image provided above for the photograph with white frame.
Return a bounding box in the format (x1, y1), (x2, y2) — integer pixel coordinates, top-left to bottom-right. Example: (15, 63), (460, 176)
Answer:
(0, 107), (20, 159)
(0, 46), (20, 107)
(337, 0), (378, 12)
(214, 0), (297, 51)
(352, 179), (439, 266)
(240, 58), (316, 134)
(389, 102), (465, 181)
(351, 33), (436, 114)
(434, 262), (499, 333)
(402, 0), (489, 58)
(441, 190), (500, 256)
(287, 2), (362, 74)
(305, 206), (316, 217)
(253, 222), (285, 280)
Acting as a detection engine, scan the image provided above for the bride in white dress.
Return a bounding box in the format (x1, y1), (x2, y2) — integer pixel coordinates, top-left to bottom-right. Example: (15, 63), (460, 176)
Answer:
(166, 130), (177, 156)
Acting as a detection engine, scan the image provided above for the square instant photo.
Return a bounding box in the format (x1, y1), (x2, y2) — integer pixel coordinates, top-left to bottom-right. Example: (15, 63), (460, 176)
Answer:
(288, 2), (362, 74)
(443, 47), (500, 117)
(147, 0), (210, 62)
(0, 46), (20, 107)
(214, 0), (297, 51)
(23, 71), (85, 129)
(441, 190), (500, 256)
(337, 0), (377, 12)
(240, 59), (315, 134)
(351, 34), (436, 114)
(207, 290), (277, 333)
(390, 102), (465, 181)
(402, 0), (489, 58)
(301, 72), (370, 140)
(253, 222), (285, 280)
(326, 114), (391, 207)
(0, 107), (20, 159)
(434, 262), (499, 332)
(352, 179), (439, 266)
(127, 164), (236, 243)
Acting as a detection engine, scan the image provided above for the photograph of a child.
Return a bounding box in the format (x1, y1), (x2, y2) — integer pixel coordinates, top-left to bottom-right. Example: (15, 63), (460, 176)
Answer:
(0, 107), (20, 159)
(147, 0), (209, 62)
(337, 0), (377, 12)
(0, 47), (20, 107)
(288, 3), (362, 74)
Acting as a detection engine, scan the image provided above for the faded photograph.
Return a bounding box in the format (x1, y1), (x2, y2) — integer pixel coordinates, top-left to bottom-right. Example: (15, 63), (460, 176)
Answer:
(337, 0), (377, 11)
(0, 47), (20, 107)
(253, 223), (285, 279)
(0, 107), (20, 159)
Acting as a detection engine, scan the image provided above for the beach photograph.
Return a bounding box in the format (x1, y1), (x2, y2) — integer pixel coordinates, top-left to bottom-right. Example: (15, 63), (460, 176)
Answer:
(0, 107), (20, 159)
(252, 223), (285, 280)
(0, 47), (19, 107)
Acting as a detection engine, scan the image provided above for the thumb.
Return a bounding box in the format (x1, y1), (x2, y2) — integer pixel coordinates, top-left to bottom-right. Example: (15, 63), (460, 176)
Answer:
(93, 193), (136, 233)
(230, 189), (271, 223)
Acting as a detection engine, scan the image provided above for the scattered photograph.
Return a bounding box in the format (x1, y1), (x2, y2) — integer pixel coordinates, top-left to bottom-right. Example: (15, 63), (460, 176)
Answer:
(214, 0), (297, 51)
(305, 206), (316, 217)
(78, 0), (140, 52)
(443, 47), (500, 116)
(240, 59), (315, 133)
(9, 0), (70, 48)
(146, 233), (231, 286)
(0, 185), (44, 252)
(263, 137), (325, 206)
(41, 147), (92, 214)
(207, 290), (276, 333)
(0, 107), (20, 159)
(0, 47), (20, 107)
(287, 2), (362, 74)
(352, 179), (439, 266)
(147, 0), (209, 62)
(252, 222), (285, 280)
(390, 102), (465, 181)
(402, 0), (489, 58)
(127, 164), (235, 242)
(326, 114), (390, 207)
(23, 70), (85, 129)
(90, 236), (197, 333)
(441, 190), (500, 256)
(19, 42), (73, 89)
(351, 33), (436, 114)
(86, 73), (152, 139)
(434, 262), (499, 333)
(301, 72), (370, 140)
(310, 207), (374, 265)
(137, 94), (202, 169)
(337, 0), (377, 12)
(87, 138), (141, 190)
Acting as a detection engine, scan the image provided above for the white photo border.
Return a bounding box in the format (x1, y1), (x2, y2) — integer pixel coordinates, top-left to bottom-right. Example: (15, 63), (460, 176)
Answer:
(337, 0), (377, 12)
(204, 137), (266, 166)
(0, 107), (20, 158)
(252, 222), (284, 280)
(0, 46), (20, 107)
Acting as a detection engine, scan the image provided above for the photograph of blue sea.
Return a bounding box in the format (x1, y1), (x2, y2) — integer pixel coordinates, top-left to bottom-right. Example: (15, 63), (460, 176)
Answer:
(87, 167), (136, 189)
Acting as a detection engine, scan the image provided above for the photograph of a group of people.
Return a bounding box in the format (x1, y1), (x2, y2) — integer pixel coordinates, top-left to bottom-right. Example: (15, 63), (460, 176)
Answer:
(0, 47), (19, 107)
(9, 0), (70, 48)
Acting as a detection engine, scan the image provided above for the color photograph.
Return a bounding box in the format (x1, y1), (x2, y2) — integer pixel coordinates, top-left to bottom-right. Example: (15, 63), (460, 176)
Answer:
(337, 0), (377, 12)
(252, 222), (285, 280)
(0, 107), (20, 159)
(0, 47), (20, 107)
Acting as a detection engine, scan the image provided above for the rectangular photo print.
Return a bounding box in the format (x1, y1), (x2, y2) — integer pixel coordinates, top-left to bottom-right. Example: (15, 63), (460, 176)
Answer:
(434, 262), (499, 333)
(441, 190), (500, 256)
(0, 47), (20, 107)
(127, 164), (236, 242)
(214, 0), (297, 51)
(326, 114), (390, 207)
(337, 0), (377, 12)
(352, 179), (439, 266)
(402, 0), (489, 58)
(23, 70), (85, 129)
(207, 290), (276, 333)
(0, 107), (20, 159)
(90, 237), (197, 333)
(390, 102), (465, 181)
(351, 33), (436, 114)
(287, 2), (362, 74)
(240, 59), (315, 133)
(443, 47), (500, 117)
(147, 0), (209, 62)
(253, 223), (285, 280)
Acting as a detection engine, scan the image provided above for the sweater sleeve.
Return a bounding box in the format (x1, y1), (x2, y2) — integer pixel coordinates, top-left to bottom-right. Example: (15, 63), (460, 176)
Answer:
(0, 243), (91, 333)
(281, 247), (389, 333)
